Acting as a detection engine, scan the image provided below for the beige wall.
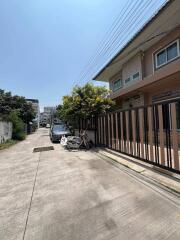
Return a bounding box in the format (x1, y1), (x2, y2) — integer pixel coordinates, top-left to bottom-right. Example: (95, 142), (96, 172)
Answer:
(110, 27), (180, 109)
(145, 81), (180, 105)
(109, 71), (122, 91)
(109, 27), (180, 88)
(122, 53), (142, 86)
(122, 94), (145, 109)
(143, 27), (180, 78)
(109, 53), (143, 92)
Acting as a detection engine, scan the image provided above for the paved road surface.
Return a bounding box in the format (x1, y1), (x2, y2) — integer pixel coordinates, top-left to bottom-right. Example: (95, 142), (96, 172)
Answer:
(0, 128), (179, 240)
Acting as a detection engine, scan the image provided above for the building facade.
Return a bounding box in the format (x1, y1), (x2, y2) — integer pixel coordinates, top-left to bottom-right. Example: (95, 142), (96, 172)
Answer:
(26, 99), (40, 127)
(40, 107), (56, 126)
(93, 0), (180, 129)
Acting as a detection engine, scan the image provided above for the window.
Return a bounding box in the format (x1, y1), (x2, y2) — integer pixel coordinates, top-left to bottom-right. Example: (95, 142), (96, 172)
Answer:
(53, 125), (67, 131)
(124, 72), (140, 85)
(133, 72), (140, 81)
(125, 77), (131, 84)
(155, 40), (180, 68)
(167, 42), (178, 61)
(113, 79), (122, 92)
(157, 49), (166, 66)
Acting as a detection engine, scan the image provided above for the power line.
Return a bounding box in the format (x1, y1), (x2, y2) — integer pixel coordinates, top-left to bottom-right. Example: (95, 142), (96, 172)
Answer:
(82, 0), (168, 85)
(87, 0), (143, 67)
(74, 0), (168, 87)
(105, 0), (167, 59)
(72, 0), (133, 87)
(76, 0), (145, 86)
(104, 0), (157, 59)
(78, 0), (155, 85)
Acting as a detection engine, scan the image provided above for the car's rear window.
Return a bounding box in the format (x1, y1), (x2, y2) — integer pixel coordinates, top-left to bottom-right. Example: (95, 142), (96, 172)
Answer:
(53, 125), (67, 131)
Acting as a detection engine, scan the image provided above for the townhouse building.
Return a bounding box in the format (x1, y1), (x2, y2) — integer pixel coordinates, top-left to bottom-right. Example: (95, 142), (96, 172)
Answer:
(93, 0), (180, 129)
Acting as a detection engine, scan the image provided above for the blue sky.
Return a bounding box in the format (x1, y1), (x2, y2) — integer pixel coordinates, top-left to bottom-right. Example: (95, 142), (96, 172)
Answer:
(0, 0), (166, 111)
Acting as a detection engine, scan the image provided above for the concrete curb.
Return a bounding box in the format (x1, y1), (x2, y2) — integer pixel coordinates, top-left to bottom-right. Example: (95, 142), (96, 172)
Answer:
(96, 148), (180, 195)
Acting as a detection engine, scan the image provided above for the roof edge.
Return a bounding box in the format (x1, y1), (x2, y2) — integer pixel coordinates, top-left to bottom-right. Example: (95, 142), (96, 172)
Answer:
(93, 0), (173, 81)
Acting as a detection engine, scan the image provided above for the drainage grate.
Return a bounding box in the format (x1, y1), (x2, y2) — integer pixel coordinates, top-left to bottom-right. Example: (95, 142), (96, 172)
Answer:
(33, 146), (54, 153)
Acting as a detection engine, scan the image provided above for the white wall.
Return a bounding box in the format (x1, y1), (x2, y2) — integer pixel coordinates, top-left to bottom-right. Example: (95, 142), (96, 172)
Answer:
(0, 121), (12, 143)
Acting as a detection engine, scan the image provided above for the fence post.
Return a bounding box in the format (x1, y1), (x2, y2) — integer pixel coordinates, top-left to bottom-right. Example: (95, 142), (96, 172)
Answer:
(148, 106), (154, 162)
(171, 103), (179, 170)
(89, 100), (179, 173)
(139, 108), (144, 159)
(108, 114), (110, 148)
(158, 105), (165, 166)
(120, 112), (124, 152)
(132, 110), (136, 156)
(125, 111), (130, 154)
(115, 113), (119, 151)
(104, 116), (106, 146)
(111, 114), (114, 149)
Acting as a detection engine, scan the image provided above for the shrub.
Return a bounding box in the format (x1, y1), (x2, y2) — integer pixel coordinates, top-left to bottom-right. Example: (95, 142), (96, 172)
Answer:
(8, 111), (26, 140)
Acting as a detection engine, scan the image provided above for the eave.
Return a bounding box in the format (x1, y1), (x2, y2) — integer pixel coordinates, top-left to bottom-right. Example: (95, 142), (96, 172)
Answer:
(93, 0), (180, 82)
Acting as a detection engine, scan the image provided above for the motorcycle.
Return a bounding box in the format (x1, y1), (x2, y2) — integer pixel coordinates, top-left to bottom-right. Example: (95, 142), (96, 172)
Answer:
(66, 130), (93, 150)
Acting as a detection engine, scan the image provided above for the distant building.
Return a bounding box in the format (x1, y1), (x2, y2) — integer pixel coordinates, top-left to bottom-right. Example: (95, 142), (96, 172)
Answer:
(40, 106), (56, 126)
(40, 112), (50, 126)
(44, 107), (56, 115)
(26, 99), (40, 126)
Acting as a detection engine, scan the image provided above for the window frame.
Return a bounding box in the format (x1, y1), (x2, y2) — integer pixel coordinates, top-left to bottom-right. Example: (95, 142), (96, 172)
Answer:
(154, 39), (180, 69)
(133, 72), (140, 81)
(112, 78), (122, 92)
(124, 77), (131, 84)
(124, 72), (140, 86)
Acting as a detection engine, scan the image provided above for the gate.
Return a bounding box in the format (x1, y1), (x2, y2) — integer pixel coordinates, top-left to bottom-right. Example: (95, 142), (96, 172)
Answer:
(80, 99), (180, 173)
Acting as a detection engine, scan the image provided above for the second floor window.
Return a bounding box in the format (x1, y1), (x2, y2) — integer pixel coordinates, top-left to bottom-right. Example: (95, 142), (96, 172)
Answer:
(155, 40), (180, 69)
(125, 77), (131, 84)
(124, 72), (140, 86)
(113, 79), (122, 92)
(133, 72), (140, 81)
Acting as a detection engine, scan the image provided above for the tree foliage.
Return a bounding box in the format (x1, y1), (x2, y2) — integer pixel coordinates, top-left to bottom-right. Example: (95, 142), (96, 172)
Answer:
(57, 83), (114, 125)
(8, 111), (26, 140)
(0, 89), (35, 123)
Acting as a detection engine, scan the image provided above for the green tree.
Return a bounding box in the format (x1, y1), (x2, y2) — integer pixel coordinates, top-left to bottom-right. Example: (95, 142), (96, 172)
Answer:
(0, 89), (35, 123)
(8, 111), (26, 140)
(58, 83), (114, 126)
(0, 89), (12, 115)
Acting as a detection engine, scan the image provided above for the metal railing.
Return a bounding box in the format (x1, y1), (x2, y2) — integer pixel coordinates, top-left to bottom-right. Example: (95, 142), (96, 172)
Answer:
(80, 99), (180, 173)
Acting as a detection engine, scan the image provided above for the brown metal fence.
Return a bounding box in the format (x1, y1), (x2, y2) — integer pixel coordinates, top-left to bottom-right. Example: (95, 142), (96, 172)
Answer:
(80, 99), (180, 173)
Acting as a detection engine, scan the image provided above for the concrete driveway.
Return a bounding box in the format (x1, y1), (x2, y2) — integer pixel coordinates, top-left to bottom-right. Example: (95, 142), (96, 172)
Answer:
(0, 128), (179, 240)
